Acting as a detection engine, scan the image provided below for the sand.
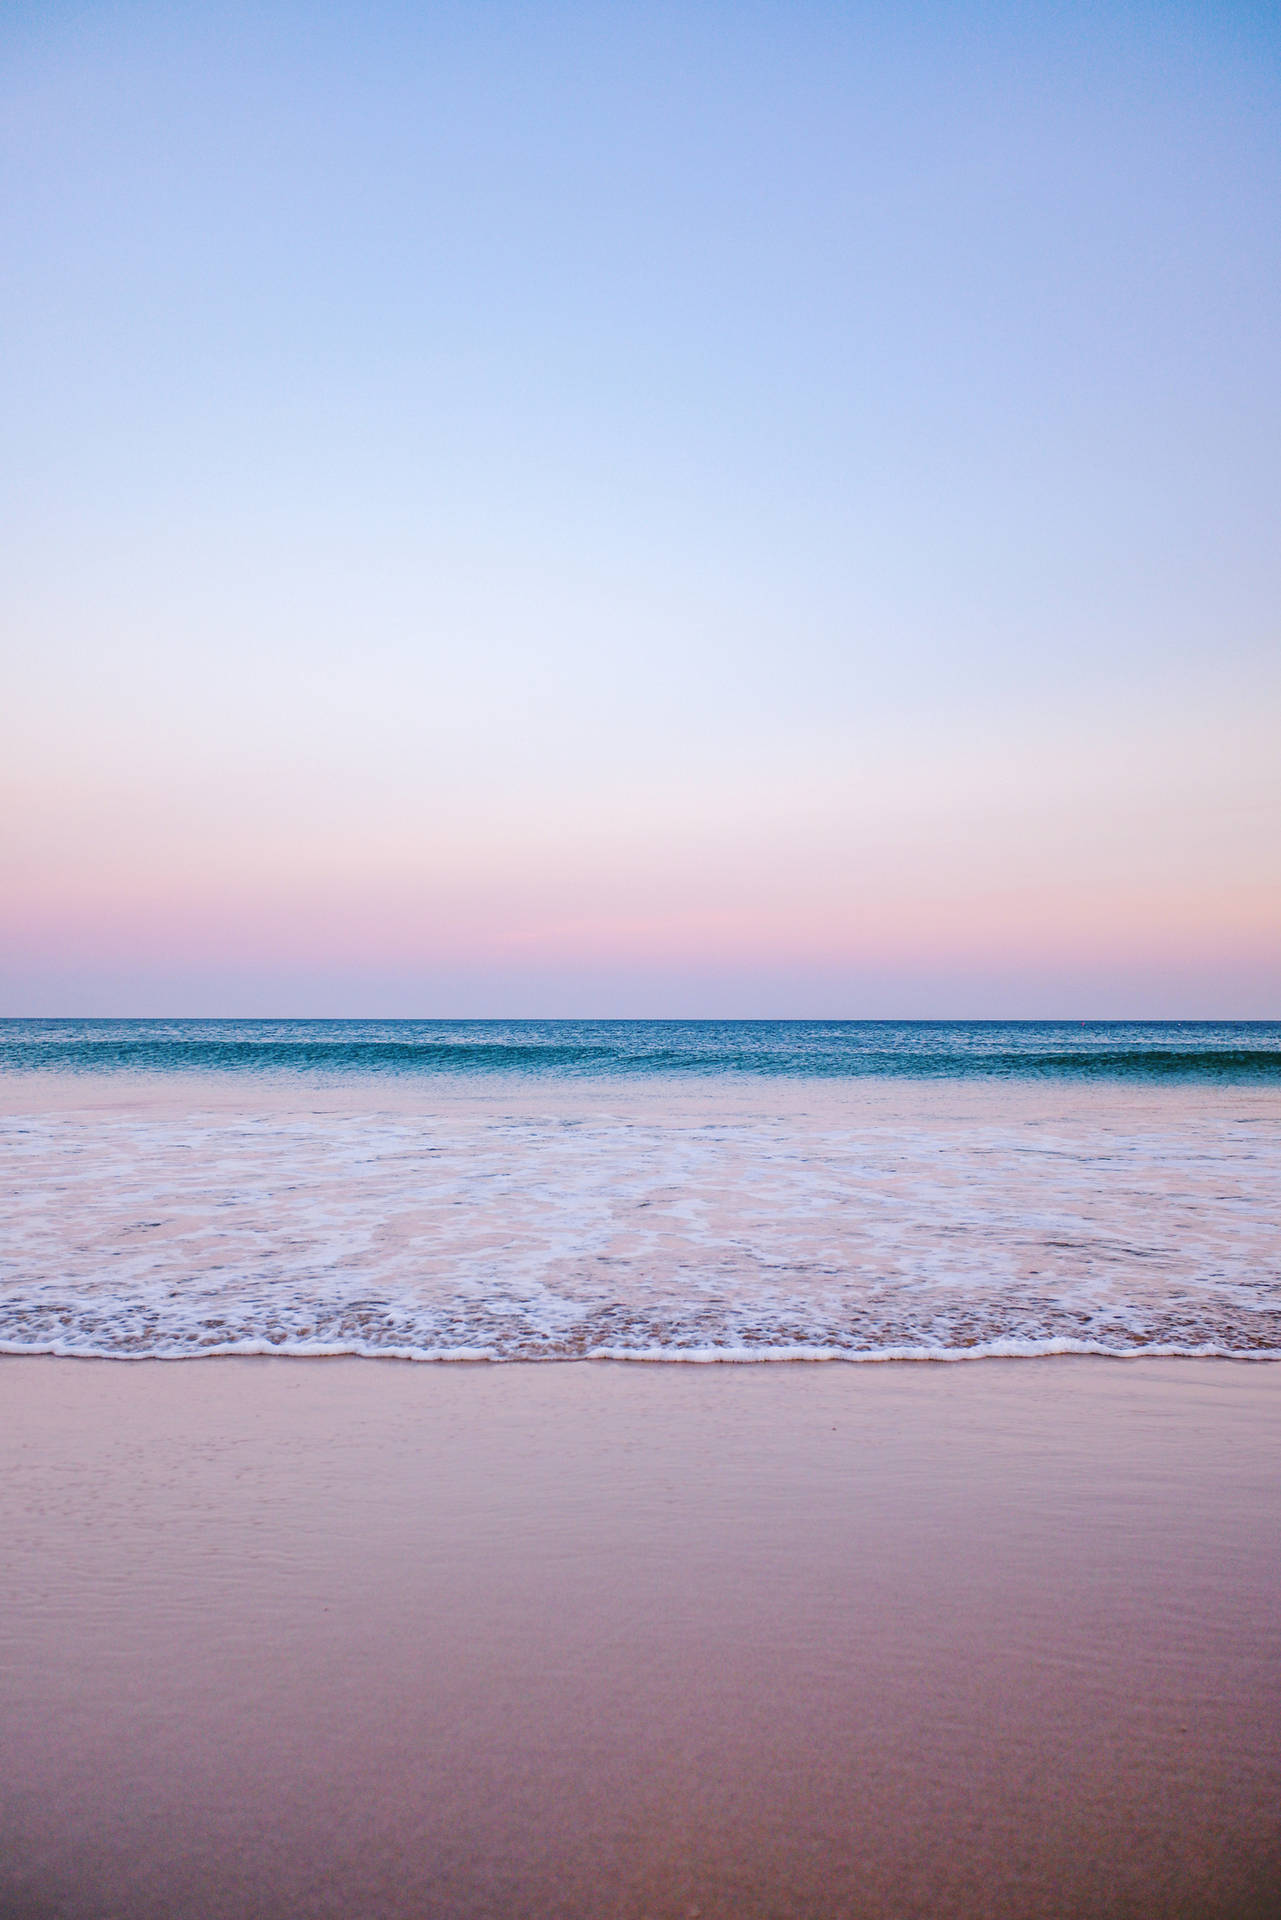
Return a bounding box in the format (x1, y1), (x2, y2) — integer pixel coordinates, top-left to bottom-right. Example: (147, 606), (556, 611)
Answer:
(2, 1356), (1279, 1919)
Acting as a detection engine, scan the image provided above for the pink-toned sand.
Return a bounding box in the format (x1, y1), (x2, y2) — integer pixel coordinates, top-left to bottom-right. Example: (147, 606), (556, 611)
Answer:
(3, 1356), (1279, 1919)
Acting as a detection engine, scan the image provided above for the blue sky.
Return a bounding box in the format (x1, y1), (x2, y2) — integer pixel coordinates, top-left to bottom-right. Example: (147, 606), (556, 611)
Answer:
(3, 1), (1279, 1014)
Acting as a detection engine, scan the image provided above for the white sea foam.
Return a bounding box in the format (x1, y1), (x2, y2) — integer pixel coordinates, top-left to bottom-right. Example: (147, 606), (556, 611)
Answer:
(2, 1074), (1279, 1362)
(5, 1339), (1281, 1363)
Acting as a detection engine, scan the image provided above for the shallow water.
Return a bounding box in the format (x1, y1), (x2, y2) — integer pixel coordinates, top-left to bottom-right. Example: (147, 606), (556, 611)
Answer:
(3, 1021), (1279, 1362)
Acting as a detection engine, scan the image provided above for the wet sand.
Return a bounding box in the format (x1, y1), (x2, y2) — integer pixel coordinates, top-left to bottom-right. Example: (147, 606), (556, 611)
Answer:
(2, 1357), (1279, 1919)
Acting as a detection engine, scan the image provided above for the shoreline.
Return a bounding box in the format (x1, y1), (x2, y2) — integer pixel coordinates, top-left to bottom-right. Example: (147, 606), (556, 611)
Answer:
(5, 1343), (1281, 1362)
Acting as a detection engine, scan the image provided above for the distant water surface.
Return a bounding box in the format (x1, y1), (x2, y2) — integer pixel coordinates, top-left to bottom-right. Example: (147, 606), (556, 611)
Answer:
(4, 1017), (1280, 1079)
(2, 1020), (1279, 1363)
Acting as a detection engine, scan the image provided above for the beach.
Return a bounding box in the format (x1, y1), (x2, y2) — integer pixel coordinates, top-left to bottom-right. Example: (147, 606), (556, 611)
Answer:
(4, 1354), (1280, 1919)
(9, 0), (1281, 1902)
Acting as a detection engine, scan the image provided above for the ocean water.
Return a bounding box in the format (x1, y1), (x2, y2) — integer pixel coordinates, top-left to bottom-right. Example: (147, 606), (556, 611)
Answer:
(3, 1019), (1279, 1363)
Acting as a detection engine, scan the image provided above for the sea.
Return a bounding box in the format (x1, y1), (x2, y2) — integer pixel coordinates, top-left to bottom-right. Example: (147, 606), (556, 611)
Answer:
(3, 1018), (1279, 1364)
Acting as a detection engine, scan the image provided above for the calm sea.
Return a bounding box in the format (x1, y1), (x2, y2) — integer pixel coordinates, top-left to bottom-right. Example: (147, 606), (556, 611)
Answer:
(3, 1019), (1279, 1363)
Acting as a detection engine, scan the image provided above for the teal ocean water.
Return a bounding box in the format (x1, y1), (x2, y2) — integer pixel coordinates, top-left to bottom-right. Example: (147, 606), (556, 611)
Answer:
(3, 1017), (1280, 1079)
(3, 1020), (1279, 1362)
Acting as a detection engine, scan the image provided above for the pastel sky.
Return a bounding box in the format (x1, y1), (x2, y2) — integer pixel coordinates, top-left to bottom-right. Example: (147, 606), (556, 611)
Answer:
(3, 0), (1279, 1016)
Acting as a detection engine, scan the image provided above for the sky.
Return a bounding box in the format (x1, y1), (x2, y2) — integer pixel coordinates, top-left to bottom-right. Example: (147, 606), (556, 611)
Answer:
(3, 0), (1279, 1017)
